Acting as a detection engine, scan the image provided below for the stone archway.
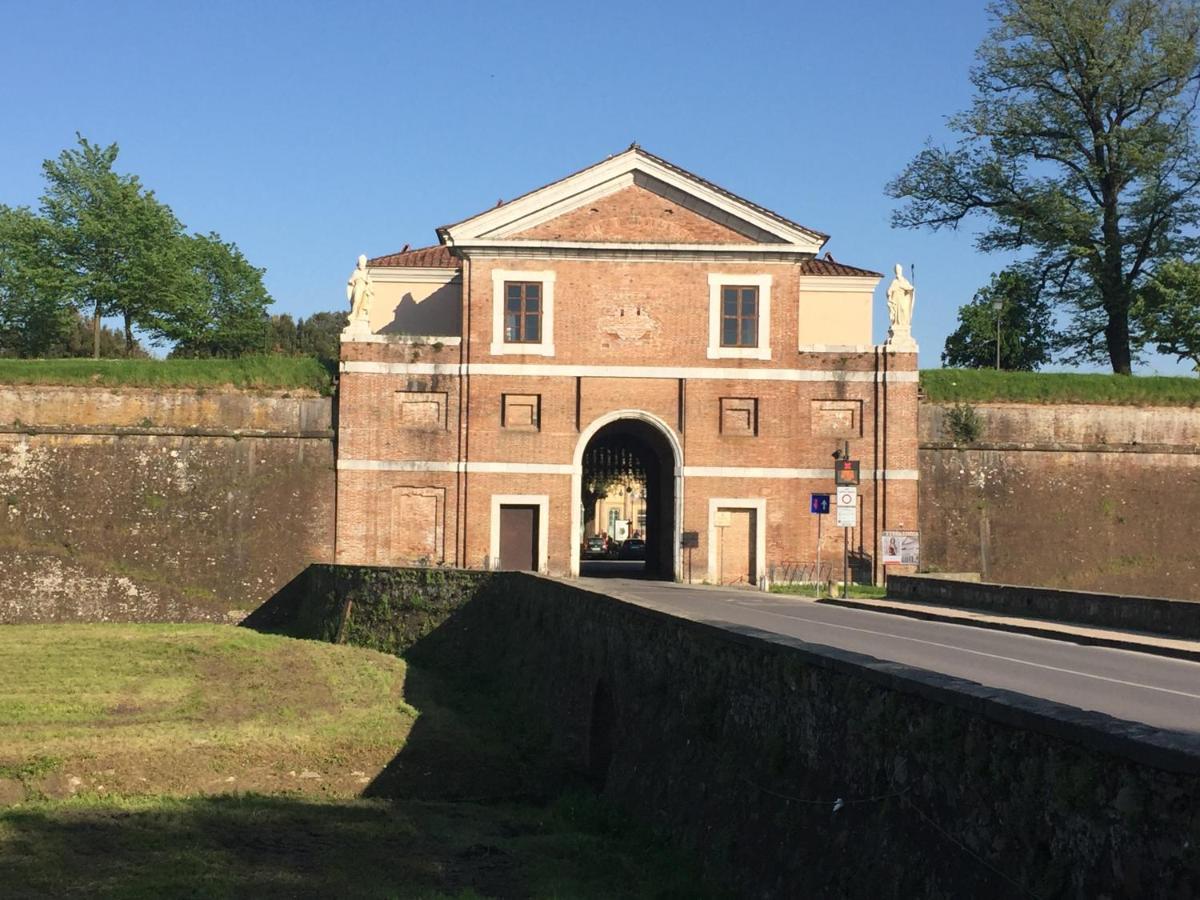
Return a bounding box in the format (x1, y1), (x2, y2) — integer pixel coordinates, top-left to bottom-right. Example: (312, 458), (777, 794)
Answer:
(570, 410), (682, 580)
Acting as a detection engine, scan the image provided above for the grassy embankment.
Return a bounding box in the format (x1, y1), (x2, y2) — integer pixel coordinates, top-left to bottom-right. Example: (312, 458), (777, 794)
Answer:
(769, 583), (887, 599)
(922, 368), (1200, 406)
(0, 357), (334, 395)
(0, 625), (709, 898)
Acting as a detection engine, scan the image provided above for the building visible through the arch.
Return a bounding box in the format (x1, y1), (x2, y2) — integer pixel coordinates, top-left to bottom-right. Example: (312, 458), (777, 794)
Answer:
(334, 147), (919, 584)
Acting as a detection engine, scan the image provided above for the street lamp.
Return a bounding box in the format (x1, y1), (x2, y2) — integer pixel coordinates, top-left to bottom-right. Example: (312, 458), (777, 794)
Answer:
(992, 295), (1004, 371)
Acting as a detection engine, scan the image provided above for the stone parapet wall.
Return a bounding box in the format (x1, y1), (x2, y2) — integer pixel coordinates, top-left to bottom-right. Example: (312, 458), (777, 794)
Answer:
(259, 565), (1200, 898)
(888, 574), (1200, 639)
(0, 385), (332, 436)
(923, 401), (1200, 450)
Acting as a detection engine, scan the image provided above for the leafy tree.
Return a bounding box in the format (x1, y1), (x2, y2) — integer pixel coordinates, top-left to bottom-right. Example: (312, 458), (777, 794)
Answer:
(942, 269), (1055, 370)
(161, 234), (270, 358)
(296, 311), (345, 363)
(39, 135), (192, 357)
(888, 0), (1200, 374)
(1133, 258), (1200, 372)
(266, 313), (298, 355)
(0, 205), (72, 357)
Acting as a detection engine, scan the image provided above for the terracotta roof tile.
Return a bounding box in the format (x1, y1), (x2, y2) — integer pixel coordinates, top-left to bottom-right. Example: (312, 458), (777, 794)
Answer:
(799, 258), (883, 278)
(367, 245), (459, 268)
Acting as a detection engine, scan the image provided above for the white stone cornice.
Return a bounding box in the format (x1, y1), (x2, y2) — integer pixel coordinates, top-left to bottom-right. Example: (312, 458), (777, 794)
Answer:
(368, 267), (461, 284)
(339, 334), (462, 345)
(456, 246), (814, 263)
(454, 239), (806, 255)
(798, 275), (882, 293)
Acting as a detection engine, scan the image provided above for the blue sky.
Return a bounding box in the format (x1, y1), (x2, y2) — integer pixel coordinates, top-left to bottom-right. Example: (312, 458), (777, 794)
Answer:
(0, 0), (1187, 372)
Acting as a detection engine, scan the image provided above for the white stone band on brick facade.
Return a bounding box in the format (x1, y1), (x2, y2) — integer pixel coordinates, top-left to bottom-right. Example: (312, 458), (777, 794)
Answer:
(339, 360), (919, 382)
(335, 459), (918, 480)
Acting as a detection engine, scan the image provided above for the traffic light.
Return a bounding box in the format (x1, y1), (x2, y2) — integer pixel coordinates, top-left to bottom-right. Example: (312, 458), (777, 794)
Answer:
(834, 459), (860, 486)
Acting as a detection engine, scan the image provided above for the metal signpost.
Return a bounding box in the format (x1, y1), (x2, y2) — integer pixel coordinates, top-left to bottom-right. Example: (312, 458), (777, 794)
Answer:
(836, 486), (857, 592)
(832, 442), (860, 596)
(680, 530), (699, 583)
(810, 493), (830, 598)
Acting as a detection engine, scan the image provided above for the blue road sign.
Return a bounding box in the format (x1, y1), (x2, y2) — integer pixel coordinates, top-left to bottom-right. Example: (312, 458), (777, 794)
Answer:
(810, 493), (831, 515)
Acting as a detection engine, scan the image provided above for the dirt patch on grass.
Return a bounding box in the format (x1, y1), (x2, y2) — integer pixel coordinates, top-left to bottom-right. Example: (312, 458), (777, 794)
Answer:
(24, 741), (399, 802)
(0, 780), (23, 806)
(195, 643), (340, 724)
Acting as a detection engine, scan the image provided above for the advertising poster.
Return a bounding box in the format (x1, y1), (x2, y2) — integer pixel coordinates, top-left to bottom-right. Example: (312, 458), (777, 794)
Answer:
(881, 531), (920, 566)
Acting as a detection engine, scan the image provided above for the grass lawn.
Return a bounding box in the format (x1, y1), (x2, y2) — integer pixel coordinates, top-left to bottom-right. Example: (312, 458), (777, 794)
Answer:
(0, 357), (333, 395)
(0, 625), (712, 898)
(0, 624), (410, 800)
(770, 583), (887, 600)
(921, 368), (1200, 406)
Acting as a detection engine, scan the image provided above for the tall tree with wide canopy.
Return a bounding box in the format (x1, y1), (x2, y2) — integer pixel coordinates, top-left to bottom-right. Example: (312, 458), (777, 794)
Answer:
(40, 136), (192, 357)
(888, 0), (1200, 374)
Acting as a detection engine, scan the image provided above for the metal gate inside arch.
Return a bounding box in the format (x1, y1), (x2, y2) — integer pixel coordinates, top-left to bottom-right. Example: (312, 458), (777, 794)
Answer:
(579, 417), (677, 580)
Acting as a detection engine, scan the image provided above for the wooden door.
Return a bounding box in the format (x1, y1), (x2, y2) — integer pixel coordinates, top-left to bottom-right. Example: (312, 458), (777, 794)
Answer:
(499, 505), (538, 571)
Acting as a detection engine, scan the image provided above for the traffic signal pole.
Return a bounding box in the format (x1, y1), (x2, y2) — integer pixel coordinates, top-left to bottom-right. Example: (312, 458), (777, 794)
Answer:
(836, 440), (852, 597)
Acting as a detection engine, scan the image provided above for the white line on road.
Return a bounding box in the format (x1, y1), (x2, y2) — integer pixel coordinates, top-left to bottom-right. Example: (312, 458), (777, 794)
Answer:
(722, 598), (1200, 703)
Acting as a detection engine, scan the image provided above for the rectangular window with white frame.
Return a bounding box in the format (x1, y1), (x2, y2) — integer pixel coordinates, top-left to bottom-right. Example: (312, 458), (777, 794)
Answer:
(504, 282), (542, 343)
(707, 273), (771, 360)
(721, 286), (759, 348)
(491, 269), (555, 356)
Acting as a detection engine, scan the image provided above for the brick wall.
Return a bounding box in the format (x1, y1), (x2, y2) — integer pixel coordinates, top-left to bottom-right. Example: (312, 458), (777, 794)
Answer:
(337, 255), (919, 581)
(335, 155), (919, 582)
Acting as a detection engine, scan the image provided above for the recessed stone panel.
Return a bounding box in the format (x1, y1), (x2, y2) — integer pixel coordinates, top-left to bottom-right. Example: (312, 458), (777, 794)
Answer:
(390, 486), (444, 564)
(811, 400), (862, 438)
(720, 397), (758, 436)
(502, 393), (541, 431)
(395, 391), (447, 430)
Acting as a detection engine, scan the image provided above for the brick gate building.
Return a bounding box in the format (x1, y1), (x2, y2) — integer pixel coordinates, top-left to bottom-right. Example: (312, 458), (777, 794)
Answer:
(335, 146), (918, 584)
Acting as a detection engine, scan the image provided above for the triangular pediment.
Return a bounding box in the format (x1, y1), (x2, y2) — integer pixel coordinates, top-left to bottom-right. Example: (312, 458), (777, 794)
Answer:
(509, 182), (757, 244)
(438, 147), (827, 252)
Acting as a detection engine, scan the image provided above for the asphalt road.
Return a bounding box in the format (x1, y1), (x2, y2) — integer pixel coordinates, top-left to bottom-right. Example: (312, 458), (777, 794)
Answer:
(576, 568), (1200, 742)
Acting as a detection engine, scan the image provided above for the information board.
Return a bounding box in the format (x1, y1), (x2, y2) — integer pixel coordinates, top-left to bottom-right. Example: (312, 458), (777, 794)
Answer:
(836, 487), (857, 527)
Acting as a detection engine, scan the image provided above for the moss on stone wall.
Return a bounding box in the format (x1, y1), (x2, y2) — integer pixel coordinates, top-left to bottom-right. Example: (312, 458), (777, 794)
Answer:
(244, 565), (493, 655)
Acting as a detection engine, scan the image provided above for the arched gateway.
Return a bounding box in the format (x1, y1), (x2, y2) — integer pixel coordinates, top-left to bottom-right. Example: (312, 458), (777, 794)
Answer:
(333, 147), (921, 587)
(570, 411), (682, 579)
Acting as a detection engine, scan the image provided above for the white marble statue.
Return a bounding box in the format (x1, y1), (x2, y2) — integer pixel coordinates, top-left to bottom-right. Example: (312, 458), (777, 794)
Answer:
(885, 263), (917, 351)
(345, 254), (374, 331)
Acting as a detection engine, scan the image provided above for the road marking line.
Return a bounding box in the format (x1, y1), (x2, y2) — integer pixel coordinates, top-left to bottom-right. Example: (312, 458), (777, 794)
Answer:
(721, 598), (1200, 702)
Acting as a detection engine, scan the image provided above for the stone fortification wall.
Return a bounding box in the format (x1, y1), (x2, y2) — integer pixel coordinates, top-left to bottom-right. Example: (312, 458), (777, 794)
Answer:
(0, 386), (335, 622)
(920, 403), (1200, 600)
(889, 574), (1200, 639)
(260, 565), (1200, 898)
